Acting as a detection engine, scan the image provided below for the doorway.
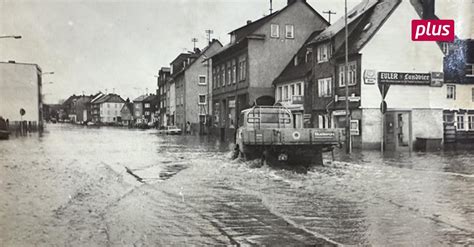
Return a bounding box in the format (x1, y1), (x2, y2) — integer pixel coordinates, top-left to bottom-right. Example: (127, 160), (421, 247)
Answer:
(384, 111), (412, 151)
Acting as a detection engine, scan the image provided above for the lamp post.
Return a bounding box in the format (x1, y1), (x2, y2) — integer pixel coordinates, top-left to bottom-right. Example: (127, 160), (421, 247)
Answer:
(0, 35), (21, 39)
(344, 0), (352, 154)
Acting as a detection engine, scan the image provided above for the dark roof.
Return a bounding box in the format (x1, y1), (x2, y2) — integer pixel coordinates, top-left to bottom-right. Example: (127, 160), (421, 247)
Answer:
(172, 39), (223, 78)
(143, 94), (158, 102)
(94, 94), (125, 104)
(274, 30), (324, 84)
(310, 0), (379, 44)
(63, 95), (80, 106)
(212, 0), (328, 59)
(133, 95), (148, 102)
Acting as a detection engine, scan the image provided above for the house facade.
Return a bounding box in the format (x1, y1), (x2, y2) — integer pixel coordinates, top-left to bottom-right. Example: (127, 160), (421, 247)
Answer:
(120, 101), (134, 127)
(174, 40), (222, 134)
(132, 95), (147, 124)
(95, 94), (125, 124)
(308, 0), (446, 150)
(143, 94), (159, 125)
(157, 67), (171, 127)
(90, 92), (105, 123)
(210, 0), (328, 140)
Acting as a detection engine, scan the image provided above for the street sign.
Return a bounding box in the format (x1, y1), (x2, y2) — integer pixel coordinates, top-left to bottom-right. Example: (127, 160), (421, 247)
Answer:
(348, 96), (361, 102)
(380, 100), (387, 114)
(363, 69), (377, 84)
(430, 72), (444, 87)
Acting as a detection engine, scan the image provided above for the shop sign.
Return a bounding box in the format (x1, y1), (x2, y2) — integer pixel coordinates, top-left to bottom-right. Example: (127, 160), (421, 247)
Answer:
(378, 72), (430, 85)
(364, 69), (377, 84)
(333, 110), (347, 116)
(430, 72), (444, 87)
(336, 95), (360, 102)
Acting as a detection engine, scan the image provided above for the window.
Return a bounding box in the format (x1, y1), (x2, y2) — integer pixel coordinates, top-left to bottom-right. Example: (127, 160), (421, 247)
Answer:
(227, 62), (232, 85)
(447, 85), (456, 99)
(290, 84), (295, 97)
(472, 88), (474, 102)
(232, 60), (237, 84)
(198, 75), (206, 85)
(469, 115), (474, 130)
(285, 25), (294, 39)
(277, 87), (282, 101)
(296, 83), (302, 95)
(212, 68), (217, 89)
(318, 78), (332, 97)
(467, 64), (474, 77)
(305, 48), (312, 63)
(317, 43), (331, 63)
(271, 24), (279, 38)
(221, 64), (225, 87)
(338, 61), (357, 87)
(457, 115), (465, 130)
(144, 103), (150, 108)
(216, 67), (221, 87)
(238, 56), (247, 81)
(198, 95), (206, 105)
(283, 86), (289, 101)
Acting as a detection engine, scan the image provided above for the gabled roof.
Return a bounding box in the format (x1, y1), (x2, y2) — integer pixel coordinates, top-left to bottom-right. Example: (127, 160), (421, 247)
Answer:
(133, 95), (148, 102)
(211, 0), (328, 59)
(274, 30), (324, 85)
(94, 94), (125, 104)
(171, 39), (223, 78)
(143, 94), (158, 102)
(310, 0), (379, 44)
(90, 92), (106, 103)
(63, 95), (79, 106)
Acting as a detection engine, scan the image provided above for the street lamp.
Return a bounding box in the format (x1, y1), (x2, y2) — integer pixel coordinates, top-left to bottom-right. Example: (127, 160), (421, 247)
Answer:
(42, 71), (54, 75)
(0, 35), (22, 39)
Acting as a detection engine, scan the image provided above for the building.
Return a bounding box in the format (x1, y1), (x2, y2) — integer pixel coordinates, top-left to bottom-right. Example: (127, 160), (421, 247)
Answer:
(169, 53), (194, 127)
(143, 94), (160, 125)
(273, 31), (323, 128)
(72, 95), (93, 124)
(442, 38), (474, 143)
(120, 100), (134, 127)
(62, 94), (80, 122)
(0, 61), (43, 131)
(94, 94), (125, 124)
(307, 0), (445, 150)
(90, 92), (105, 123)
(157, 67), (171, 127)
(132, 95), (148, 124)
(210, 0), (328, 140)
(173, 40), (223, 134)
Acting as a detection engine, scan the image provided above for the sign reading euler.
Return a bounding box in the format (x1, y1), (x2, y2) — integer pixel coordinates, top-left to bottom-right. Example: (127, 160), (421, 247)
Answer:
(378, 72), (431, 85)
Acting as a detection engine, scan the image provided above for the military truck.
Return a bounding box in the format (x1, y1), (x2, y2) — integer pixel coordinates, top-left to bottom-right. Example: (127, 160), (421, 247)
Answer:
(233, 106), (344, 165)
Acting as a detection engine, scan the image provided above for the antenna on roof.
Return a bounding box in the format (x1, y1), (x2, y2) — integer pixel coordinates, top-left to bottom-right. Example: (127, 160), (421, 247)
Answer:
(191, 38), (198, 49)
(323, 10), (337, 24)
(205, 29), (213, 44)
(269, 0), (273, 14)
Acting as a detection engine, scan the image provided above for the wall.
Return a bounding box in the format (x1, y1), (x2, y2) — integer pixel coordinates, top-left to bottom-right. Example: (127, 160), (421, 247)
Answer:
(100, 102), (124, 123)
(247, 1), (327, 104)
(0, 63), (41, 123)
(169, 81), (176, 124)
(359, 0), (445, 145)
(439, 83), (474, 110)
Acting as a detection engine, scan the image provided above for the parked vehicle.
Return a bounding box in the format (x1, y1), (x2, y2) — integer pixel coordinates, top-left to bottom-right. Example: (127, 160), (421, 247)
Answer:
(233, 106), (344, 165)
(0, 117), (10, 140)
(158, 126), (182, 135)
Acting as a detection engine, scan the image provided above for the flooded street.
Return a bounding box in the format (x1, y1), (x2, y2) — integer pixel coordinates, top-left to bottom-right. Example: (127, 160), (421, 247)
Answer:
(1, 124), (473, 246)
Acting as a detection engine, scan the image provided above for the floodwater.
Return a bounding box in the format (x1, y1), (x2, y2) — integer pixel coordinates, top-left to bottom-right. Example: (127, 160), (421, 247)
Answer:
(0, 124), (473, 246)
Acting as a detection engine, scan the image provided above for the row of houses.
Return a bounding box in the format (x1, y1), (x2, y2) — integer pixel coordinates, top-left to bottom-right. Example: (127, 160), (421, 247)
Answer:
(58, 92), (160, 127)
(155, 0), (473, 149)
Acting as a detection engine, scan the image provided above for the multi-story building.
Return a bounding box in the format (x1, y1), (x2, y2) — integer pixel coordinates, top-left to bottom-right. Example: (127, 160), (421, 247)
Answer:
(90, 92), (105, 123)
(209, 0), (328, 140)
(143, 94), (159, 125)
(157, 67), (171, 127)
(307, 0), (446, 150)
(132, 95), (147, 124)
(0, 61), (43, 131)
(95, 94), (125, 124)
(120, 100), (134, 127)
(173, 40), (223, 134)
(169, 53), (194, 127)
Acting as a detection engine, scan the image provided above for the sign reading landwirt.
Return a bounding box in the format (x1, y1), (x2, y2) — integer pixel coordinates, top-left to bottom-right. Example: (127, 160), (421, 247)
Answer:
(378, 72), (430, 85)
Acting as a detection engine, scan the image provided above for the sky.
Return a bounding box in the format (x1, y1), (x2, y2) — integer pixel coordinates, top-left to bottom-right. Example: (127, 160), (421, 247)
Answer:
(0, 0), (472, 104)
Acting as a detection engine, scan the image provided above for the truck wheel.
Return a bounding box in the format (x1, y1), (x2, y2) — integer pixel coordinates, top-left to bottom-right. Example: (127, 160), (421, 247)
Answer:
(231, 145), (239, 160)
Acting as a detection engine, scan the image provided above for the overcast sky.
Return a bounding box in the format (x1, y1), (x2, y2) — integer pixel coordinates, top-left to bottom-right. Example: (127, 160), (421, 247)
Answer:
(0, 0), (471, 103)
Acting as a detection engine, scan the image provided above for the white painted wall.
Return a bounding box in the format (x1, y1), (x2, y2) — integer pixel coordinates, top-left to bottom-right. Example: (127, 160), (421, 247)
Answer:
(0, 63), (40, 122)
(360, 0), (444, 110)
(169, 81), (176, 118)
(440, 84), (474, 110)
(100, 102), (124, 123)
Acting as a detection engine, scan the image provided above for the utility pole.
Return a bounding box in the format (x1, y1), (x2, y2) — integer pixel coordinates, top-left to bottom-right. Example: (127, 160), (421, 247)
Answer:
(205, 29), (213, 44)
(344, 0), (351, 154)
(191, 38), (198, 50)
(323, 10), (336, 24)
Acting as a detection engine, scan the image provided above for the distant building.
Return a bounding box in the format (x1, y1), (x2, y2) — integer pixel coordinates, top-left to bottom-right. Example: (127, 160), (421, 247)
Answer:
(143, 94), (159, 125)
(173, 40), (223, 134)
(157, 67), (171, 127)
(72, 95), (93, 124)
(90, 92), (106, 123)
(133, 95), (148, 124)
(62, 94), (80, 122)
(120, 100), (134, 127)
(0, 61), (43, 131)
(209, 0), (328, 140)
(94, 94), (126, 124)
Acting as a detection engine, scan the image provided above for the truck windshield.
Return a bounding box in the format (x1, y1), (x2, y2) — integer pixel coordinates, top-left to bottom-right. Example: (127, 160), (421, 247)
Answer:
(247, 112), (291, 124)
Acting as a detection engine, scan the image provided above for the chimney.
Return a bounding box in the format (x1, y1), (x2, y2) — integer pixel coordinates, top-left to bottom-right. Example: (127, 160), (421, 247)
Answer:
(247, 20), (252, 25)
(422, 0), (435, 19)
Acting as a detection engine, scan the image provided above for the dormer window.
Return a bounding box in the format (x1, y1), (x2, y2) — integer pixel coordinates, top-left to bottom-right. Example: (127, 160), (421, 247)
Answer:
(317, 43), (331, 63)
(294, 56), (298, 66)
(305, 48), (312, 63)
(271, 24), (280, 38)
